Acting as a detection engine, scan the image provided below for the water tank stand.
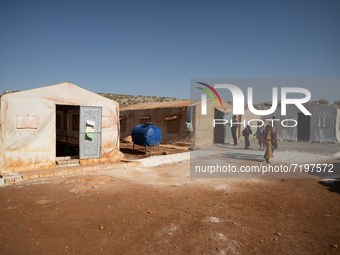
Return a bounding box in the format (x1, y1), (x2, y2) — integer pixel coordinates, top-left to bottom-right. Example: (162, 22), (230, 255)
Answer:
(132, 143), (160, 155)
(133, 143), (147, 154)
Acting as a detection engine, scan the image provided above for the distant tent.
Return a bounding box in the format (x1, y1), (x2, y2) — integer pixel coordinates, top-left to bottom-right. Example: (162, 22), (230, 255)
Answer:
(274, 103), (340, 142)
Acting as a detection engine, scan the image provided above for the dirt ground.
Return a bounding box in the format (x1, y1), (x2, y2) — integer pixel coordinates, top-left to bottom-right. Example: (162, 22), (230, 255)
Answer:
(1, 157), (340, 254)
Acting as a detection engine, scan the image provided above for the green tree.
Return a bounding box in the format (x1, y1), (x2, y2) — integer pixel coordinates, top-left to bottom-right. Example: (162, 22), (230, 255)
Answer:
(318, 99), (329, 105)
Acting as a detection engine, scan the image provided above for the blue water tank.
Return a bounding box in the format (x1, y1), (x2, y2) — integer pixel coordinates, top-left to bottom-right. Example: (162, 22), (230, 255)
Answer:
(131, 123), (162, 146)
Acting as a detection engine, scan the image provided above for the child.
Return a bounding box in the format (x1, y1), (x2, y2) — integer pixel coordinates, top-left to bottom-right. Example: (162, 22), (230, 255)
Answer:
(243, 125), (252, 149)
(254, 122), (265, 150)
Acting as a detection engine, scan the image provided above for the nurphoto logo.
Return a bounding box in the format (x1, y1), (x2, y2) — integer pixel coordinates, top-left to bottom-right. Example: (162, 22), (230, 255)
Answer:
(196, 82), (312, 128)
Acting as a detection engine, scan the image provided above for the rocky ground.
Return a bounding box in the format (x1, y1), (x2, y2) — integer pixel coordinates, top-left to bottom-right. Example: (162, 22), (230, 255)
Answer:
(0, 143), (339, 254)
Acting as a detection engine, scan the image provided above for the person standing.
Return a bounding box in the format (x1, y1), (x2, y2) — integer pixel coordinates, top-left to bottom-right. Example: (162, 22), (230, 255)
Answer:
(243, 125), (252, 149)
(231, 115), (238, 145)
(254, 122), (265, 150)
(263, 125), (273, 163)
(271, 126), (278, 154)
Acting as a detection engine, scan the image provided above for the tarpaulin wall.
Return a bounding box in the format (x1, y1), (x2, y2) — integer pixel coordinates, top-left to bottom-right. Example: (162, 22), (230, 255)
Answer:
(337, 108), (340, 142)
(275, 103), (339, 142)
(120, 106), (189, 144)
(192, 100), (232, 147)
(0, 82), (120, 173)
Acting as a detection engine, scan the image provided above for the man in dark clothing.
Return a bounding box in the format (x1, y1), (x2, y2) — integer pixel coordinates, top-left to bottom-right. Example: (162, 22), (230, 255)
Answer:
(231, 115), (238, 145)
(244, 125), (252, 149)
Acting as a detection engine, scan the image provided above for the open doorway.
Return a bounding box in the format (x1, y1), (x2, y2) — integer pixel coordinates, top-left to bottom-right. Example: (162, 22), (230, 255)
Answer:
(214, 108), (225, 144)
(56, 105), (80, 157)
(297, 112), (310, 141)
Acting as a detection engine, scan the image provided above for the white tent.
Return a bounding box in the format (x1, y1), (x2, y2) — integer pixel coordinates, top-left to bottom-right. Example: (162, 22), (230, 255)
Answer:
(274, 103), (340, 142)
(0, 82), (120, 173)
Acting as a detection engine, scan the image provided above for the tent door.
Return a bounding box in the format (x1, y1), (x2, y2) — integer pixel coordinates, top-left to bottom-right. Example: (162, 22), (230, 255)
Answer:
(297, 113), (310, 141)
(79, 106), (102, 159)
(214, 108), (225, 143)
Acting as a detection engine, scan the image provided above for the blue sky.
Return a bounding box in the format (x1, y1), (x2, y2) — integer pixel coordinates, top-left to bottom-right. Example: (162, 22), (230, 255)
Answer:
(1, 0), (339, 102)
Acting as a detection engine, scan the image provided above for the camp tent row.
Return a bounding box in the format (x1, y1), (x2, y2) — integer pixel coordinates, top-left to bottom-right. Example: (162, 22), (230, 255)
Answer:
(240, 103), (340, 143)
(0, 83), (233, 174)
(1, 82), (338, 174)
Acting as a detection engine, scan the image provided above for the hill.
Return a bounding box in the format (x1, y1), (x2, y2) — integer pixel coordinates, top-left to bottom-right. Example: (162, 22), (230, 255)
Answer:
(97, 93), (186, 107)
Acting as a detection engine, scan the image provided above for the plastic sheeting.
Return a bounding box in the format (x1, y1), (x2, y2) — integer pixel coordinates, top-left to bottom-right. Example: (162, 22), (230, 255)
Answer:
(337, 108), (340, 142)
(275, 103), (339, 142)
(0, 82), (120, 173)
(120, 103), (189, 144)
(191, 99), (233, 147)
(223, 111), (233, 144)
